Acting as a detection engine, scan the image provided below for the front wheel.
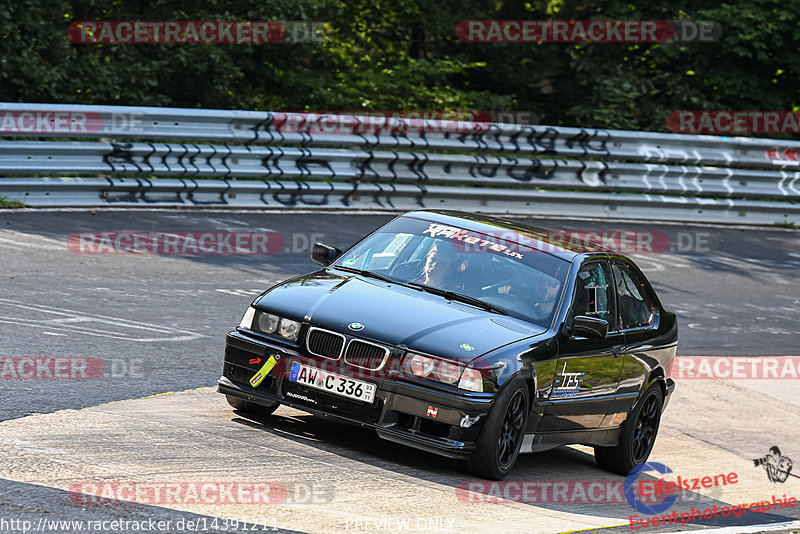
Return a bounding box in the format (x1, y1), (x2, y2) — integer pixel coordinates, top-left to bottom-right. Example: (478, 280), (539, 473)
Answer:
(595, 384), (663, 475)
(226, 395), (280, 416)
(468, 377), (529, 480)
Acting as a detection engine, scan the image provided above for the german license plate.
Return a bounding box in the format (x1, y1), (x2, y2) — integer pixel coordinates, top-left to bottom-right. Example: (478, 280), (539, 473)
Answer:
(289, 362), (376, 403)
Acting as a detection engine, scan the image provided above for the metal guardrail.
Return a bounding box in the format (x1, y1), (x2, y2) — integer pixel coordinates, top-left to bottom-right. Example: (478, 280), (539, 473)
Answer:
(1, 103), (799, 224)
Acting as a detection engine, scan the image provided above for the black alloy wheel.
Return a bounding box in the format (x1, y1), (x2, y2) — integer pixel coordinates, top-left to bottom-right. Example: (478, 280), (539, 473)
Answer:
(594, 384), (663, 476)
(498, 389), (526, 469)
(469, 376), (529, 480)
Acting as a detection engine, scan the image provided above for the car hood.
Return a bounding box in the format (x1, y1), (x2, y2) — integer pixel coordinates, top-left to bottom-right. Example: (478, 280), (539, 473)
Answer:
(255, 270), (546, 362)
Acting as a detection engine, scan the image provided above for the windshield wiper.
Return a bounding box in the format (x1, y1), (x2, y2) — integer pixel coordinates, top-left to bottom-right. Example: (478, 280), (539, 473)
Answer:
(408, 282), (508, 315)
(332, 265), (406, 285)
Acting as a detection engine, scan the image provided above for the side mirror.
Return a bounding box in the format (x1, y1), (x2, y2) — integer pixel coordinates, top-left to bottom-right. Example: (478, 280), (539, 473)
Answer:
(311, 242), (343, 267)
(571, 315), (608, 339)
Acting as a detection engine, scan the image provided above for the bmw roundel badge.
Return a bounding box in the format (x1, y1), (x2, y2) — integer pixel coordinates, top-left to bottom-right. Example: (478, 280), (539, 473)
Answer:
(348, 322), (365, 331)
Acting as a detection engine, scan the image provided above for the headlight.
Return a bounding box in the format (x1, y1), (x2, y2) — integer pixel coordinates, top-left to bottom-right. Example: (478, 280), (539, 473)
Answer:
(255, 311), (280, 334)
(278, 318), (301, 342)
(241, 308), (301, 342)
(458, 368), (484, 392)
(435, 360), (461, 384)
(407, 354), (435, 377)
(239, 307), (256, 329)
(403, 352), (482, 391)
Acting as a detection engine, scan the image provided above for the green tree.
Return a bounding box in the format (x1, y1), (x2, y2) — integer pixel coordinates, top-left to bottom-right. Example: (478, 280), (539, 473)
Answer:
(1, 0), (799, 134)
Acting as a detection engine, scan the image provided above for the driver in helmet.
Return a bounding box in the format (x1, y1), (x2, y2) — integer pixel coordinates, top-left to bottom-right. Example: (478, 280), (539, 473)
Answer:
(498, 271), (562, 316)
(419, 241), (466, 291)
(532, 275), (562, 316)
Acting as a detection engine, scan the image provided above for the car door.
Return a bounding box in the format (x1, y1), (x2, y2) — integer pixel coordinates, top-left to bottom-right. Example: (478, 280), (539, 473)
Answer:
(538, 258), (625, 431)
(601, 259), (662, 424)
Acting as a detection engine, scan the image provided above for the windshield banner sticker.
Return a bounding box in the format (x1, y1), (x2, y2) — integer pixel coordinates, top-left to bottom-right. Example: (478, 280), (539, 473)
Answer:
(422, 223), (524, 259)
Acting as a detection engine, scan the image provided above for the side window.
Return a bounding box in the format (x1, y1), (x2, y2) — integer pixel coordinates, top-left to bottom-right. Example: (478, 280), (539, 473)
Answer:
(612, 264), (657, 329)
(571, 262), (615, 326)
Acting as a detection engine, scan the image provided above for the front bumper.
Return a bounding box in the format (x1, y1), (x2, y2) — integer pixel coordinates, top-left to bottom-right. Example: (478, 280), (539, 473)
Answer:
(218, 330), (495, 460)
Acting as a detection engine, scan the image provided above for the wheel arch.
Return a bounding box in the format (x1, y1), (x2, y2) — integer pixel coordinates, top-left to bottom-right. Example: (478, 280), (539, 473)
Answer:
(632, 367), (667, 414)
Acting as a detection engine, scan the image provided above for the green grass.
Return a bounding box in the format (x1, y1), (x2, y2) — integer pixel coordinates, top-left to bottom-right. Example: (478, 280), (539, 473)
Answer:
(771, 221), (799, 229)
(0, 195), (26, 208)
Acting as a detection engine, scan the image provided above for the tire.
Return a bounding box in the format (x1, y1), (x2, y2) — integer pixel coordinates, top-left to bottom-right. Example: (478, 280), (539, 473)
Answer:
(595, 383), (663, 476)
(468, 376), (529, 480)
(225, 395), (280, 416)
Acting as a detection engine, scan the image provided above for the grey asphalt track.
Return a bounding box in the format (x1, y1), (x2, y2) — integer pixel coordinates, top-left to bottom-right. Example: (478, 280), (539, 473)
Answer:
(0, 209), (798, 534)
(1, 210), (798, 422)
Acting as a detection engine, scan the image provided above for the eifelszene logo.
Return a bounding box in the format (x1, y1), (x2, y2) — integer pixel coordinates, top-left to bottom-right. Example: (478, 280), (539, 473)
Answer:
(624, 462), (739, 514)
(625, 462), (678, 514)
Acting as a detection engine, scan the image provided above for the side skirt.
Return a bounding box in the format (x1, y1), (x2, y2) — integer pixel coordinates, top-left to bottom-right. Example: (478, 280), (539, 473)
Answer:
(520, 427), (623, 453)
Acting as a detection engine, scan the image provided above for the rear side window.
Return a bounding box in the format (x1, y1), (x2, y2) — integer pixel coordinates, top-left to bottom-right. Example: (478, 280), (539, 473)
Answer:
(571, 262), (615, 326)
(612, 264), (657, 329)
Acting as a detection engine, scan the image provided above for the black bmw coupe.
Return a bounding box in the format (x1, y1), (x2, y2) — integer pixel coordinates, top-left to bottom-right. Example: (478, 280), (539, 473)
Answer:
(218, 211), (677, 479)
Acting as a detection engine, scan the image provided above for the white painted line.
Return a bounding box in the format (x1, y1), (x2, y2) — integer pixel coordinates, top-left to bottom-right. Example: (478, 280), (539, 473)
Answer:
(215, 288), (265, 296)
(0, 298), (206, 342)
(0, 437), (68, 456)
(0, 236), (61, 251)
(679, 520), (800, 533)
(627, 256), (666, 272)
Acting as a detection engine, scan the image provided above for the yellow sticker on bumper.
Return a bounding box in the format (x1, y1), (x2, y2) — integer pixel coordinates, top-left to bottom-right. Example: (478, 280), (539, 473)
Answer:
(249, 355), (279, 388)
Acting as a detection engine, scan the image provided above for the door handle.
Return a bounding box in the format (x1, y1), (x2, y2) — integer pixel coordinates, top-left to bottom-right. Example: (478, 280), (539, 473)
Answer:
(612, 345), (624, 358)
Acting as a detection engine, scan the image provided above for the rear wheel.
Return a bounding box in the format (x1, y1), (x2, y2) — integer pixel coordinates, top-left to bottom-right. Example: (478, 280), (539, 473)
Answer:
(226, 395), (280, 416)
(595, 384), (663, 475)
(468, 377), (529, 480)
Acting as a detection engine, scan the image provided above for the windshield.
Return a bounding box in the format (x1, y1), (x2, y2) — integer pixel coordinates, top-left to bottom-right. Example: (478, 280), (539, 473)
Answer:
(333, 217), (570, 327)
